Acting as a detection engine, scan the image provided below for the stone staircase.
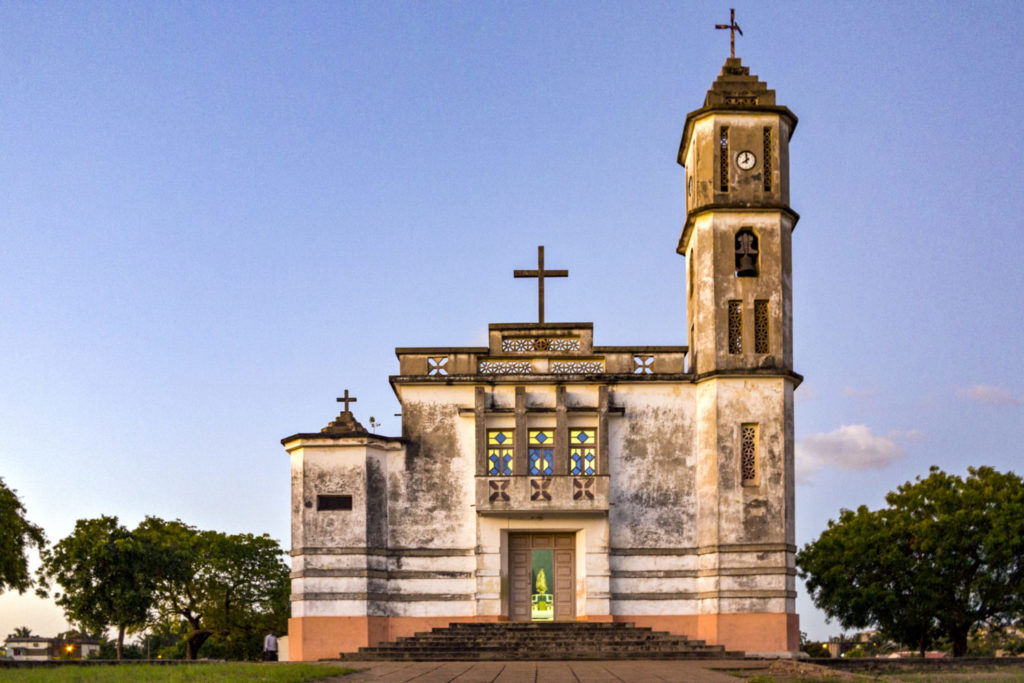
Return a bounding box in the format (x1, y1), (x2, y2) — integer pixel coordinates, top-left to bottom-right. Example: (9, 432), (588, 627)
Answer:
(339, 621), (744, 661)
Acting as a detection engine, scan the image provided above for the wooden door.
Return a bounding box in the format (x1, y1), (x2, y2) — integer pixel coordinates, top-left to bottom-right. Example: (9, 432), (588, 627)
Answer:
(509, 533), (575, 621)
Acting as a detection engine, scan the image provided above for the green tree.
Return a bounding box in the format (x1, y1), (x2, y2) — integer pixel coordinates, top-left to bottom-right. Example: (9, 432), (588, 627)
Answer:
(36, 516), (153, 659)
(797, 466), (1024, 657)
(10, 626), (33, 638)
(0, 477), (46, 594)
(136, 517), (289, 660)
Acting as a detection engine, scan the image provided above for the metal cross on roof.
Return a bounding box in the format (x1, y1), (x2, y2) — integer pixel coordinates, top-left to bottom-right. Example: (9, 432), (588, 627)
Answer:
(514, 245), (568, 324)
(336, 389), (357, 413)
(715, 8), (743, 58)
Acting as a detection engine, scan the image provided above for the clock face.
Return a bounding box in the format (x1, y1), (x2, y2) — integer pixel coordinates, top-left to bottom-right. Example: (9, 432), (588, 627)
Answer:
(736, 150), (757, 170)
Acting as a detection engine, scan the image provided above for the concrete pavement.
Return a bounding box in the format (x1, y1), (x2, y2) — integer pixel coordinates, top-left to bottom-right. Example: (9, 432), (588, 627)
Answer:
(324, 659), (767, 682)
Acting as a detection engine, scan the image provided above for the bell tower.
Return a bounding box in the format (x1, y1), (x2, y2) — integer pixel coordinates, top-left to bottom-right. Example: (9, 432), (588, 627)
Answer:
(678, 57), (798, 376)
(678, 56), (802, 654)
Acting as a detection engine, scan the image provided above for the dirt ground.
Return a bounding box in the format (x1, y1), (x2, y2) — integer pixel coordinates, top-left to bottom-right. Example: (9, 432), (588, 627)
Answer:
(720, 659), (1024, 682)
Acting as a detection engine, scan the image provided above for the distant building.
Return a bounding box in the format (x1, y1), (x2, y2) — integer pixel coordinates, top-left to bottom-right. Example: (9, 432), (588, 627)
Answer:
(3, 636), (100, 661)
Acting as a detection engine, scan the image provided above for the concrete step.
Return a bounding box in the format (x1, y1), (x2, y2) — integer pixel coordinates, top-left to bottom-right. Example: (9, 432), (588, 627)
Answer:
(339, 621), (743, 661)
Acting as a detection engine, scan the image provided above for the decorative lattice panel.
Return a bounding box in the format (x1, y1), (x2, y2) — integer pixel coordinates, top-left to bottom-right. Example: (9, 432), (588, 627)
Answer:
(501, 337), (581, 353)
(529, 430), (554, 476)
(719, 126), (730, 192)
(741, 424), (758, 484)
(550, 359), (604, 374)
(427, 356), (449, 376)
(755, 300), (769, 354)
(763, 127), (773, 192)
(633, 355), (654, 374)
(572, 477), (595, 501)
(728, 300), (743, 354)
(487, 430), (513, 476)
(570, 429), (596, 476)
(488, 479), (510, 502)
(479, 359), (532, 375)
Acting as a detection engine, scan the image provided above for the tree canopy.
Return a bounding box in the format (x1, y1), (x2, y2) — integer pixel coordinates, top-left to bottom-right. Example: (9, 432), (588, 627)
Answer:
(0, 477), (46, 595)
(797, 466), (1024, 656)
(37, 516), (153, 659)
(136, 517), (290, 660)
(37, 515), (290, 660)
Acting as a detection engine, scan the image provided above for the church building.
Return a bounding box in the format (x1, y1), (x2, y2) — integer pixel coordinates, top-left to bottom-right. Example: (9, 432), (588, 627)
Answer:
(284, 56), (801, 661)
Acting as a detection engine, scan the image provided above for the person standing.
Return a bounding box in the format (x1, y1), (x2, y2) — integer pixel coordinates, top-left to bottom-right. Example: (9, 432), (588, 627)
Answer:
(263, 631), (278, 661)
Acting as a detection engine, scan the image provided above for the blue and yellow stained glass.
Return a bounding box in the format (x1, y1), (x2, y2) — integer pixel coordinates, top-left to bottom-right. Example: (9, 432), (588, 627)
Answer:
(529, 429), (554, 476)
(570, 429), (596, 475)
(488, 430), (513, 476)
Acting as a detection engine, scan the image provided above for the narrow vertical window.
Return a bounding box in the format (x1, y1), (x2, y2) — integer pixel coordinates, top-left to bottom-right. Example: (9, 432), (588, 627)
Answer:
(488, 430), (513, 475)
(741, 424), (758, 485)
(728, 300), (742, 354)
(754, 300), (769, 354)
(763, 127), (772, 192)
(719, 126), (729, 192)
(688, 251), (694, 298)
(689, 325), (695, 371)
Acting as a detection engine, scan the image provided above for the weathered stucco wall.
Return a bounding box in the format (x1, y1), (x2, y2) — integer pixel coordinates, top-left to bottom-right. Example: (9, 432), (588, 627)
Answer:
(608, 384), (698, 550)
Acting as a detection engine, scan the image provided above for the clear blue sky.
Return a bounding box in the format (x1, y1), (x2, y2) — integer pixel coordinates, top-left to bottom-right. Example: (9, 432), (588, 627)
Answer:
(2, 1), (1022, 642)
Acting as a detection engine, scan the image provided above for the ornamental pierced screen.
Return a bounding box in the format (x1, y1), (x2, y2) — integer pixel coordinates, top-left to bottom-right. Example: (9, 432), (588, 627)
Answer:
(719, 126), (729, 192)
(728, 301), (743, 354)
(550, 359), (604, 374)
(427, 356), (449, 376)
(741, 424), (758, 484)
(529, 429), (555, 476)
(763, 127), (773, 192)
(530, 478), (552, 502)
(479, 359), (532, 374)
(633, 355), (654, 374)
(726, 95), (758, 105)
(570, 429), (596, 476)
(487, 430), (513, 476)
(754, 300), (769, 354)
(502, 337), (581, 353)
(572, 477), (595, 501)
(488, 479), (510, 502)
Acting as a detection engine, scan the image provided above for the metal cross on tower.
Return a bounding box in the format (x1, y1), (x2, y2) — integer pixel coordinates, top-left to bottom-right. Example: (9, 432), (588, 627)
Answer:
(715, 8), (743, 58)
(514, 245), (568, 324)
(336, 389), (357, 413)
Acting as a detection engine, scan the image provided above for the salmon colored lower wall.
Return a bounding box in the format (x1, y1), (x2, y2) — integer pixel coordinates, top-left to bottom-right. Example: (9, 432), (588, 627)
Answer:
(289, 612), (798, 660)
(615, 613), (798, 653)
(699, 612), (799, 653)
(287, 615), (500, 661)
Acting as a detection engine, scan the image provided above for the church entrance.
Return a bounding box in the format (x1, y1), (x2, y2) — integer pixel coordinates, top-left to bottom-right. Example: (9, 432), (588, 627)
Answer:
(509, 533), (575, 621)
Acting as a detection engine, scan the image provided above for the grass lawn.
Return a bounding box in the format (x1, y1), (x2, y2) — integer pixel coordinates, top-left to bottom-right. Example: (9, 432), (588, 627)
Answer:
(0, 662), (360, 682)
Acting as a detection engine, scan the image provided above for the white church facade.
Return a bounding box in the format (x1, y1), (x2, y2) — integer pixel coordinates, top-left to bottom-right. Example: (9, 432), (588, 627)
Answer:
(284, 57), (801, 661)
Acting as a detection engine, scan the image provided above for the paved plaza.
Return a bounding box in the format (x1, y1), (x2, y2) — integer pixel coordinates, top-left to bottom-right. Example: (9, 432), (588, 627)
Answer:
(327, 659), (767, 682)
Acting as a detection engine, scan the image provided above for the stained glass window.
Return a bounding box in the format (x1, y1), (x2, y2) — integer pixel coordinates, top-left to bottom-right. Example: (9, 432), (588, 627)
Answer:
(488, 430), (513, 476)
(529, 429), (554, 476)
(569, 429), (596, 476)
